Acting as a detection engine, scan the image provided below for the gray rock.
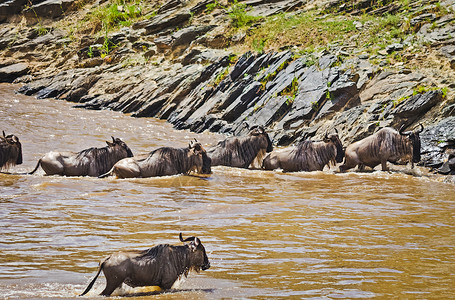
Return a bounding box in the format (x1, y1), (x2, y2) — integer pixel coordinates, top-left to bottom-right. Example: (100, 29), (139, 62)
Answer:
(172, 25), (216, 48)
(316, 77), (360, 120)
(420, 116), (455, 168)
(410, 13), (436, 27)
(0, 62), (29, 82)
(23, 0), (75, 22)
(154, 35), (174, 52)
(392, 90), (443, 125)
(143, 10), (192, 35)
(0, 0), (27, 22)
(386, 43), (404, 53)
(157, 0), (183, 14)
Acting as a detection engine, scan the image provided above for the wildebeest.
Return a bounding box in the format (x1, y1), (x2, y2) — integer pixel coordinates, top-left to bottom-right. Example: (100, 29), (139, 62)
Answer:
(99, 140), (211, 178)
(28, 137), (133, 176)
(262, 132), (344, 172)
(80, 233), (210, 296)
(207, 126), (273, 168)
(339, 125), (423, 172)
(0, 131), (23, 171)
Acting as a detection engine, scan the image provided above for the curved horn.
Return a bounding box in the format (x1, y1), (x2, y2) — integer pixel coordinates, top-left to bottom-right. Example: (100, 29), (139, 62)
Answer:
(2, 131), (5, 138)
(334, 127), (339, 135)
(179, 232), (196, 243)
(250, 125), (259, 131)
(111, 136), (116, 142)
(399, 124), (409, 135)
(415, 123), (424, 134)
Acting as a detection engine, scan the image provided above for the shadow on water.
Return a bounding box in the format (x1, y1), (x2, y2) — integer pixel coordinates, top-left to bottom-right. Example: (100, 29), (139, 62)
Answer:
(120, 288), (215, 297)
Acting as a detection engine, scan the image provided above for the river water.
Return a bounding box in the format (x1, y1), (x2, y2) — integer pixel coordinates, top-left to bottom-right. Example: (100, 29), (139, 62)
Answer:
(0, 83), (454, 299)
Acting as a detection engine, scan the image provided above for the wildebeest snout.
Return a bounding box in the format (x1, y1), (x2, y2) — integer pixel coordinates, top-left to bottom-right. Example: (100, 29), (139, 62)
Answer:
(202, 260), (210, 271)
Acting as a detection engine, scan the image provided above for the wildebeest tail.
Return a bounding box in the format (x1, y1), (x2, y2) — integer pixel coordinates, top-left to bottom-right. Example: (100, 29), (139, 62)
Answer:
(80, 260), (106, 296)
(28, 159), (42, 175)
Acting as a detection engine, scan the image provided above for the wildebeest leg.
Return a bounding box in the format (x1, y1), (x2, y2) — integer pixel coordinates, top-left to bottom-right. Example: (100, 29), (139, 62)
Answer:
(381, 160), (389, 171)
(339, 156), (357, 172)
(100, 275), (124, 296)
(358, 163), (365, 171)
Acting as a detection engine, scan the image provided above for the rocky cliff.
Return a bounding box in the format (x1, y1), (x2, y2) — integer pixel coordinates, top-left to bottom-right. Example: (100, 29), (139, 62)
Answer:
(1, 0), (455, 175)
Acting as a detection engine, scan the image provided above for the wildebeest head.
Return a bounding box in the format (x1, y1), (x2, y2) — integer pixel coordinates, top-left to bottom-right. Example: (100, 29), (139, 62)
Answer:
(107, 136), (134, 158)
(189, 140), (211, 174)
(179, 233), (210, 271)
(250, 126), (273, 153)
(323, 131), (344, 163)
(2, 131), (23, 165)
(399, 124), (423, 163)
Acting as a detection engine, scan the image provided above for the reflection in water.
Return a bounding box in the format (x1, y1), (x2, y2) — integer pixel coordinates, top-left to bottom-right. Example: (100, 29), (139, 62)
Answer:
(1, 83), (455, 299)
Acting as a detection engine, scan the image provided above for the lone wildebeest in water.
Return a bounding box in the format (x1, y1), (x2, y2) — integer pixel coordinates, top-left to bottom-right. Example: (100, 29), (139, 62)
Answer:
(99, 140), (211, 178)
(80, 233), (211, 296)
(28, 137), (133, 176)
(0, 131), (22, 171)
(262, 131), (344, 172)
(339, 124), (423, 172)
(207, 125), (273, 169)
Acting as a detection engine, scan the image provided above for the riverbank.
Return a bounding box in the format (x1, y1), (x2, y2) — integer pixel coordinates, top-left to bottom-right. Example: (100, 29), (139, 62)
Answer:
(1, 0), (454, 176)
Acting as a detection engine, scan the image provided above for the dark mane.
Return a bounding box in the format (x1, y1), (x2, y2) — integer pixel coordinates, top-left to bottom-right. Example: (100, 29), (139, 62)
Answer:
(293, 140), (337, 170)
(75, 145), (126, 175)
(371, 128), (412, 160)
(0, 137), (22, 170)
(146, 147), (194, 175)
(137, 244), (192, 277)
(209, 136), (263, 168)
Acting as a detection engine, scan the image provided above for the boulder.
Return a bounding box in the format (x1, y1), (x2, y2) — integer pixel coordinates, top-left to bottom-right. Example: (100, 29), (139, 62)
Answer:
(392, 90), (443, 125)
(420, 116), (455, 168)
(0, 0), (27, 22)
(23, 0), (75, 23)
(143, 10), (192, 35)
(172, 25), (216, 48)
(157, 0), (183, 14)
(0, 63), (29, 82)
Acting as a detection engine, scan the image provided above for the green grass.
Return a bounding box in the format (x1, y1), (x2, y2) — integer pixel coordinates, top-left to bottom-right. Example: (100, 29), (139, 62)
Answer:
(242, 11), (356, 54)
(227, 0), (262, 29)
(90, 0), (142, 32)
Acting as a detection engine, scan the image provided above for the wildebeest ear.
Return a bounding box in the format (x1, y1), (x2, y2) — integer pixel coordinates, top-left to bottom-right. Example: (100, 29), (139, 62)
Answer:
(106, 141), (114, 146)
(190, 238), (201, 251)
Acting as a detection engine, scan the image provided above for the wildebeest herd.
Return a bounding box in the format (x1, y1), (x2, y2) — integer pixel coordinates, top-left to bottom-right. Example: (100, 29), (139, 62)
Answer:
(1, 124), (424, 177)
(0, 124), (425, 296)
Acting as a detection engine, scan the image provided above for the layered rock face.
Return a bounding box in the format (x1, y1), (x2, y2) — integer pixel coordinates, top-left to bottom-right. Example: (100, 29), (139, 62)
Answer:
(1, 0), (455, 173)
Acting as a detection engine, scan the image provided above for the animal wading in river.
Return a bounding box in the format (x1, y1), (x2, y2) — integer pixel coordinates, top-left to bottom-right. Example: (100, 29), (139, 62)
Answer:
(80, 233), (211, 296)
(28, 137), (133, 176)
(339, 125), (423, 172)
(262, 131), (344, 172)
(99, 140), (211, 178)
(207, 125), (273, 168)
(0, 131), (22, 171)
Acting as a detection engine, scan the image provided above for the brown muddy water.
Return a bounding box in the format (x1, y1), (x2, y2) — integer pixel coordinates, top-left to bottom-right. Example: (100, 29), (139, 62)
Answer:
(0, 83), (454, 299)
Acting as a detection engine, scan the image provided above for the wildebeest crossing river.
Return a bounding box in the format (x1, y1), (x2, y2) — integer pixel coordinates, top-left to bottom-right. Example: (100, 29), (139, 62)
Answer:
(1, 83), (454, 299)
